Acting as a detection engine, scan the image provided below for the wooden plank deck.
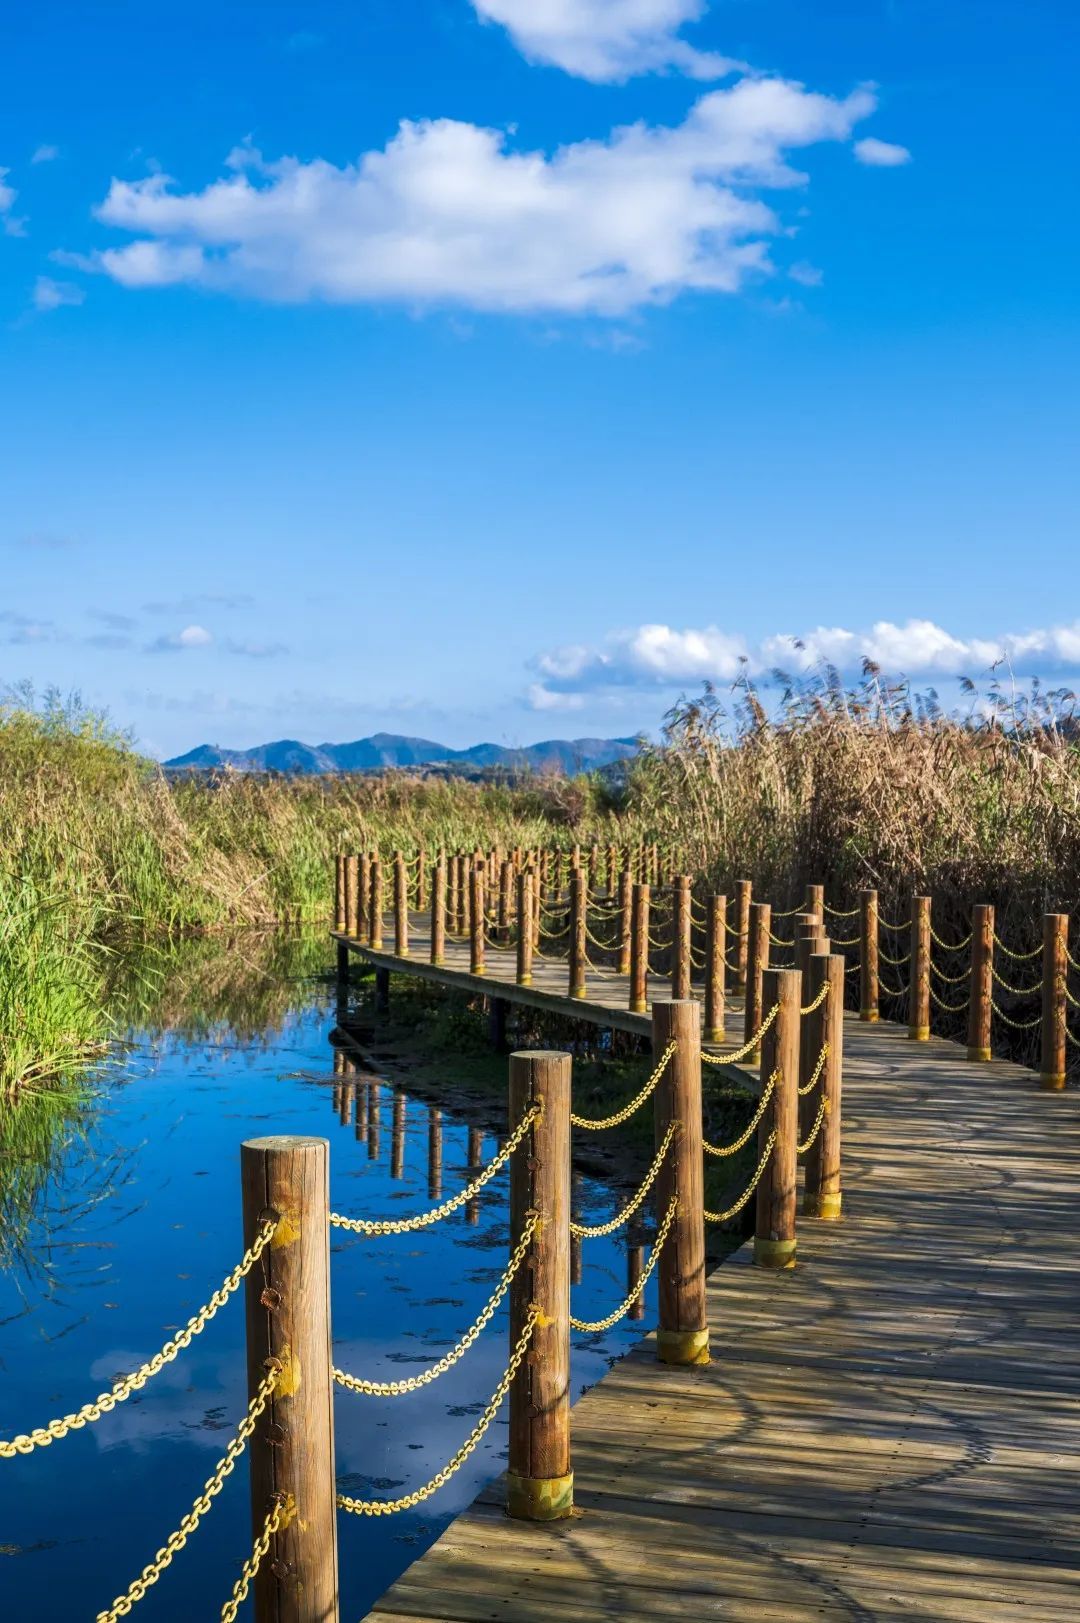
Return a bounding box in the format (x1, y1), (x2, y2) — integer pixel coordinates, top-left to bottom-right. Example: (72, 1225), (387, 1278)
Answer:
(342, 928), (1080, 1623)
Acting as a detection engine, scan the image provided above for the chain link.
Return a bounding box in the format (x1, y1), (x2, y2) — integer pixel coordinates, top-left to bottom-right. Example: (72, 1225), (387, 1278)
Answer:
(703, 1074), (775, 1157)
(333, 1218), (537, 1397)
(704, 1132), (775, 1223)
(991, 999), (1040, 1030)
(219, 1496), (287, 1623)
(96, 1364), (279, 1621)
(570, 1040), (676, 1131)
(798, 1040), (830, 1097)
(930, 926), (972, 952)
(336, 1309), (538, 1516)
(571, 1123), (676, 1238)
(831, 934), (861, 947)
(879, 914), (911, 932)
(930, 987), (969, 1013)
(799, 982), (830, 1016)
(991, 967), (1042, 997)
(570, 1196), (677, 1332)
(993, 935), (1042, 961)
(702, 1002), (779, 1066)
(1, 1223), (275, 1459)
(931, 958), (969, 985)
(768, 931), (795, 948)
(797, 1094), (829, 1155)
(824, 903), (859, 919)
(330, 1107), (539, 1234)
(879, 947), (912, 968)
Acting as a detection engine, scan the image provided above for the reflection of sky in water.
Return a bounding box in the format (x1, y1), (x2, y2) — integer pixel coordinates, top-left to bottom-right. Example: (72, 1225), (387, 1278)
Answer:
(0, 980), (656, 1620)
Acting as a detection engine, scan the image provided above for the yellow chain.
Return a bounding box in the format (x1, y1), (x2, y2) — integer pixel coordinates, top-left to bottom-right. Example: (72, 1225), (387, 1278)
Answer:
(930, 925), (972, 952)
(571, 1123), (677, 1238)
(96, 1364), (279, 1621)
(1067, 984), (1080, 1011)
(879, 947), (912, 968)
(831, 934), (861, 947)
(336, 1309), (538, 1516)
(1067, 947), (1080, 974)
(991, 999), (1040, 1030)
(702, 1002), (779, 1066)
(879, 914), (911, 932)
(703, 1074), (775, 1158)
(798, 1040), (830, 1097)
(770, 903), (805, 918)
(570, 1195), (678, 1332)
(797, 1093), (829, 1155)
(824, 903), (859, 918)
(704, 1132), (775, 1223)
(930, 987), (969, 1013)
(799, 982), (830, 1016)
(991, 967), (1041, 997)
(570, 1040), (676, 1130)
(1, 1223), (275, 1459)
(931, 959), (969, 984)
(333, 1217), (538, 1395)
(993, 934), (1042, 961)
(330, 1106), (539, 1234)
(584, 922), (621, 952)
(768, 931), (794, 948)
(220, 1495), (287, 1623)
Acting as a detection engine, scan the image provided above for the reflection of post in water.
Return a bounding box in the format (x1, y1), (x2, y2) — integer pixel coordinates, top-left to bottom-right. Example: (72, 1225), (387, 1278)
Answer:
(570, 1170), (583, 1286)
(391, 1088), (406, 1179)
(428, 1106), (443, 1200)
(627, 1220), (646, 1322)
(339, 1074), (355, 1128)
(355, 1079), (369, 1144)
(332, 1047), (345, 1114)
(466, 1125), (483, 1225)
(368, 1084), (381, 1160)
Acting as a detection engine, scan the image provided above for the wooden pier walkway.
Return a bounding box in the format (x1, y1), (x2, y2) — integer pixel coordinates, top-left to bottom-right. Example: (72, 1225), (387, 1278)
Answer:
(342, 929), (1080, 1623)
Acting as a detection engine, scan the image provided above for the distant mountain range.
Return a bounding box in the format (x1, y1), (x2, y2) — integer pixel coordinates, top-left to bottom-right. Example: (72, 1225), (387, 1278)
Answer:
(164, 732), (641, 777)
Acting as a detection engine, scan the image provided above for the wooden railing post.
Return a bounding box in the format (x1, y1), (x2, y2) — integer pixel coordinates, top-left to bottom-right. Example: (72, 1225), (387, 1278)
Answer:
(507, 1050), (573, 1521)
(344, 854), (359, 937)
(629, 882), (650, 1013)
(357, 852), (370, 941)
(805, 884), (825, 925)
(587, 844), (598, 897)
(744, 901), (772, 1060)
(651, 998), (707, 1364)
(910, 896), (931, 1040)
(333, 855), (345, 932)
(516, 870), (534, 986)
(967, 903), (994, 1061)
(803, 953), (844, 1220)
(859, 889), (879, 1023)
(393, 851), (409, 958)
(242, 1136), (339, 1623)
(1041, 912), (1068, 1090)
(704, 893), (726, 1044)
(446, 852), (458, 936)
(470, 860), (486, 976)
(617, 867), (632, 975)
(368, 858), (383, 950)
(671, 876), (691, 1000)
(431, 855), (446, 966)
(754, 967), (800, 1269)
(456, 852), (469, 938)
(734, 879), (752, 993)
(499, 859), (513, 945)
(606, 842), (617, 896)
(415, 847), (426, 913)
(568, 871), (587, 998)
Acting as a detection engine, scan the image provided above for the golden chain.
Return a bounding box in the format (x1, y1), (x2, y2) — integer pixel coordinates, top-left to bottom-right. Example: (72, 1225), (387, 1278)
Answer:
(333, 1217), (538, 1395)
(798, 1040), (830, 1097)
(703, 1074), (775, 1157)
(336, 1309), (538, 1516)
(770, 903), (805, 918)
(993, 935), (1042, 961)
(704, 1132), (775, 1223)
(991, 967), (1041, 997)
(799, 982), (830, 1016)
(219, 1495), (287, 1623)
(930, 987), (969, 1013)
(991, 999), (1040, 1030)
(1067, 947), (1080, 974)
(1, 1223), (275, 1459)
(570, 1196), (678, 1332)
(878, 977), (907, 998)
(768, 930), (794, 947)
(797, 1093), (829, 1155)
(931, 959), (969, 984)
(824, 903), (859, 918)
(879, 914), (910, 932)
(96, 1364), (279, 1621)
(584, 922), (621, 952)
(571, 1123), (676, 1238)
(1067, 984), (1080, 1010)
(330, 1106), (539, 1234)
(1065, 1024), (1080, 1048)
(879, 947), (912, 968)
(702, 1002), (779, 1066)
(930, 925), (972, 952)
(570, 1040), (676, 1130)
(831, 933), (861, 947)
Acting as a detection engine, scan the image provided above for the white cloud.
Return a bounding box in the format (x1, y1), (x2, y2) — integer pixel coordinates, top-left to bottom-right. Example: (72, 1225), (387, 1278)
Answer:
(472, 0), (739, 83)
(32, 144), (60, 164)
(33, 275), (85, 311)
(528, 618), (1080, 704)
(854, 136), (911, 167)
(84, 78), (876, 316)
(148, 624), (214, 652)
(0, 165), (27, 236)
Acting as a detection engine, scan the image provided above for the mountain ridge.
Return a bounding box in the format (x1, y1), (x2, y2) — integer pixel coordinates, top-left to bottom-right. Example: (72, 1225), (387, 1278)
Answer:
(164, 732), (641, 776)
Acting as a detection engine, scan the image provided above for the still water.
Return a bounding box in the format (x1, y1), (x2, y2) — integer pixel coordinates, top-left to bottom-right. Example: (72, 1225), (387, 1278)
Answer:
(0, 938), (657, 1621)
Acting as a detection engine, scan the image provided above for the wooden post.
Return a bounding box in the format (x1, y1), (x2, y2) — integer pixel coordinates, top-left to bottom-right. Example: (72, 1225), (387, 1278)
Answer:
(391, 1088), (406, 1178)
(744, 901), (771, 1060)
(428, 1106), (442, 1199)
(393, 851), (409, 958)
(516, 870), (534, 986)
(446, 852), (459, 937)
(499, 859), (513, 946)
(241, 1137), (339, 1623)
(507, 1051), (573, 1521)
(967, 903), (994, 1061)
(587, 844), (598, 897)
(651, 1000), (708, 1365)
(805, 883), (825, 925)
(606, 843), (617, 896)
(455, 852), (468, 937)
(357, 852), (370, 942)
(568, 871), (587, 998)
(626, 1223), (646, 1321)
(909, 896), (931, 1040)
(431, 856), (446, 967)
(344, 854), (358, 937)
(616, 867), (632, 975)
(704, 893), (726, 1043)
(671, 877), (691, 1000)
(859, 889), (879, 1023)
(734, 879), (752, 993)
(368, 859), (383, 950)
(470, 861), (486, 976)
(415, 847), (426, 913)
(803, 953), (844, 1220)
(754, 967), (800, 1269)
(1041, 913), (1067, 1090)
(630, 882), (650, 1013)
(333, 855), (345, 933)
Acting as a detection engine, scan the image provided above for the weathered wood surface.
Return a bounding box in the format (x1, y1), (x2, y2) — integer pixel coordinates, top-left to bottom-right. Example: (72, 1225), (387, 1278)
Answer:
(360, 1011), (1080, 1623)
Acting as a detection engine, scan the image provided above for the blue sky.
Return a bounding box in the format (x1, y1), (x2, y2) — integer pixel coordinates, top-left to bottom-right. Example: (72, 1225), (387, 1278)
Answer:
(1, 0), (1077, 758)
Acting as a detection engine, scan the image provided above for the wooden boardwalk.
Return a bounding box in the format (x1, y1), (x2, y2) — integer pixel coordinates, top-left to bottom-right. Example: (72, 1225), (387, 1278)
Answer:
(343, 929), (1080, 1623)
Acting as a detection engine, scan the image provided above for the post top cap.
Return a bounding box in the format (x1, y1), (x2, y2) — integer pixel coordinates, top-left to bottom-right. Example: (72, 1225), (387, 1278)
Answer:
(242, 1135), (330, 1151)
(510, 1049), (573, 1062)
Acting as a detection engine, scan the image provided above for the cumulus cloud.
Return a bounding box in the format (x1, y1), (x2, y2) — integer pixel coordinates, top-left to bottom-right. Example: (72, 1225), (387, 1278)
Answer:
(471, 0), (739, 83)
(147, 624), (213, 652)
(528, 619), (1080, 704)
(33, 275), (84, 311)
(854, 136), (911, 167)
(0, 166), (27, 236)
(82, 77), (877, 316)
